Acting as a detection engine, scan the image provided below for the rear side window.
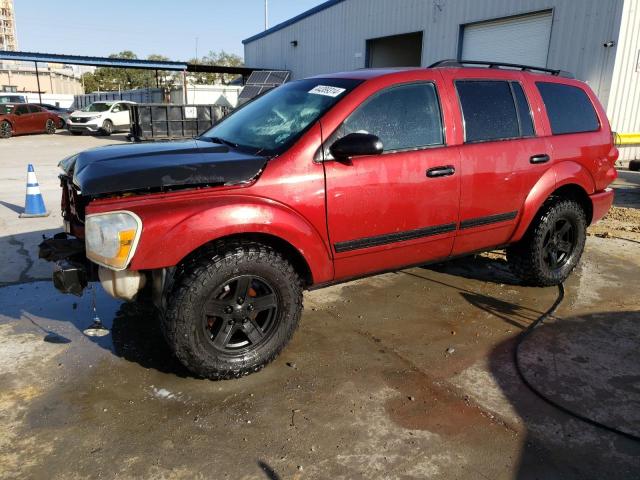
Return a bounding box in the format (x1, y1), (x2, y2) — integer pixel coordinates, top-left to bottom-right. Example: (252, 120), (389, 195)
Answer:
(14, 105), (29, 115)
(536, 82), (599, 134)
(341, 82), (444, 151)
(456, 80), (520, 142)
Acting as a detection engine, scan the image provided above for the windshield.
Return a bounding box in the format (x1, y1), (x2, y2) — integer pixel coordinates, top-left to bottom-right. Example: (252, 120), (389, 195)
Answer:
(82, 103), (112, 112)
(0, 95), (23, 104)
(201, 78), (362, 156)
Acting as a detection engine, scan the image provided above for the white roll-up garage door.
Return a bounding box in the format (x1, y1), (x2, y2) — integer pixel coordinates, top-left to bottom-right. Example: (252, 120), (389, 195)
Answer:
(461, 11), (553, 67)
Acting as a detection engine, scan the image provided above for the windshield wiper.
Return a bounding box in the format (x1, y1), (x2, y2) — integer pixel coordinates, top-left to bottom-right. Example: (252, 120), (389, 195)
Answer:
(203, 136), (240, 149)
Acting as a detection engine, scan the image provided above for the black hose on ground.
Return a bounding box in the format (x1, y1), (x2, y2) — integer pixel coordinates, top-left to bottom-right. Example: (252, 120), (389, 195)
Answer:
(515, 282), (640, 442)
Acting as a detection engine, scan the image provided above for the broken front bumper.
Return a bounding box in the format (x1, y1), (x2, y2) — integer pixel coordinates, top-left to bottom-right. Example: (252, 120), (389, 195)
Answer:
(39, 232), (148, 301)
(52, 260), (87, 296)
(39, 233), (95, 296)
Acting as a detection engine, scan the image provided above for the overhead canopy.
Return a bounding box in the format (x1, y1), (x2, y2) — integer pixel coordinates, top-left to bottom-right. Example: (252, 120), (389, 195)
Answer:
(0, 50), (266, 75)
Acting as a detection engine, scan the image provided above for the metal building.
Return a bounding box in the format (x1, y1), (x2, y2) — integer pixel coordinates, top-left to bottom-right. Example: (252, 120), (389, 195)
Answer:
(243, 0), (639, 160)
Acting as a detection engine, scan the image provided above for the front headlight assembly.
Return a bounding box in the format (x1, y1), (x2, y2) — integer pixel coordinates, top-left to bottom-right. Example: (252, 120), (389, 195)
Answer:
(85, 211), (142, 270)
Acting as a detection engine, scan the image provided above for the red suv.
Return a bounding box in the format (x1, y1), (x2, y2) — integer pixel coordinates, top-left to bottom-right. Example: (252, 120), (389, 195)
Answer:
(41, 60), (618, 379)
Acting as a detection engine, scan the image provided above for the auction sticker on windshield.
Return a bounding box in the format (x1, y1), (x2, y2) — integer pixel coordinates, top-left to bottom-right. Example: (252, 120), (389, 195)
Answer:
(308, 85), (346, 97)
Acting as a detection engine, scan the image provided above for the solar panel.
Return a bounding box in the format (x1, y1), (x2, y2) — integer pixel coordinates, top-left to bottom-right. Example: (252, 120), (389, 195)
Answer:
(238, 70), (291, 104)
(247, 71), (270, 85)
(238, 85), (264, 101)
(265, 71), (289, 85)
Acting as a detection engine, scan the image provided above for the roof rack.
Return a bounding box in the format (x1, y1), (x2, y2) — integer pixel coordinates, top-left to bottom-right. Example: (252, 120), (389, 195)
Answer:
(429, 59), (574, 79)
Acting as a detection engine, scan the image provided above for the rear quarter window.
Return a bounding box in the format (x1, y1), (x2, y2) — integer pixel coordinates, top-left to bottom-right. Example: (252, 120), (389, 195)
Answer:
(536, 82), (600, 135)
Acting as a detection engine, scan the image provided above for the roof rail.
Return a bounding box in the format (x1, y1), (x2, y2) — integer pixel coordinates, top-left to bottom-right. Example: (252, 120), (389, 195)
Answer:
(429, 59), (574, 79)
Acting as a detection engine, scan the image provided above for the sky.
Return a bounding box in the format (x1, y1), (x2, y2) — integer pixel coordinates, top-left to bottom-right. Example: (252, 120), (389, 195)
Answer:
(13, 0), (327, 62)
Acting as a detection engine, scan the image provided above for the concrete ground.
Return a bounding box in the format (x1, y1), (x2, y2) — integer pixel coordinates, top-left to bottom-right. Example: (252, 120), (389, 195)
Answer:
(0, 133), (639, 479)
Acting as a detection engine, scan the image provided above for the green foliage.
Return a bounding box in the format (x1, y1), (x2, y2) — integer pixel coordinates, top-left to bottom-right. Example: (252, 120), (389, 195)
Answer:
(188, 50), (244, 85)
(81, 50), (245, 93)
(81, 51), (177, 93)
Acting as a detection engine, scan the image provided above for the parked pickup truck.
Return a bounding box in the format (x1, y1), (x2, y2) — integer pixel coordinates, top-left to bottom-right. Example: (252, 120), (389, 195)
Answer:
(40, 60), (618, 380)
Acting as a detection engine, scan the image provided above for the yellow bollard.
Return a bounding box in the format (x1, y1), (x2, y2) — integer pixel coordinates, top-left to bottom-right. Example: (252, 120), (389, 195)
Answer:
(613, 132), (640, 146)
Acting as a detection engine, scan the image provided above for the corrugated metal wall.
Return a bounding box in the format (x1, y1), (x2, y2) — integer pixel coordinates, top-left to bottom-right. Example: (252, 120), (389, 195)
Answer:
(244, 0), (625, 110)
(607, 0), (639, 161)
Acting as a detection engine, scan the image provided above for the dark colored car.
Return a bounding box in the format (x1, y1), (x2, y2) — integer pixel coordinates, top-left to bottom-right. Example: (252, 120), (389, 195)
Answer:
(41, 60), (618, 380)
(0, 103), (60, 138)
(38, 103), (73, 128)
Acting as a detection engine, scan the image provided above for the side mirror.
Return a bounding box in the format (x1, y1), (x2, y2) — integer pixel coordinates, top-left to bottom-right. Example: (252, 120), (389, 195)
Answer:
(329, 132), (383, 161)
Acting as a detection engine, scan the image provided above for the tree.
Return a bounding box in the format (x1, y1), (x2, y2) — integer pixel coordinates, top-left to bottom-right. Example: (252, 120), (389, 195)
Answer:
(188, 50), (244, 85)
(81, 51), (178, 93)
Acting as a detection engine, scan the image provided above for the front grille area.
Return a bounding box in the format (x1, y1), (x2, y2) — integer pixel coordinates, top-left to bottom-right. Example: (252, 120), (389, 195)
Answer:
(60, 175), (86, 224)
(70, 117), (90, 123)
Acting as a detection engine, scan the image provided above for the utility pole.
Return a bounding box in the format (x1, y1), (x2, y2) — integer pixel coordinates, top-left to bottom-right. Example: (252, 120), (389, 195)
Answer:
(264, 0), (269, 30)
(34, 62), (42, 104)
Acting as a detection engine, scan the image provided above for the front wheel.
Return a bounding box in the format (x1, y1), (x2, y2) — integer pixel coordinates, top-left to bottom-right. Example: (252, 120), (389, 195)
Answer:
(45, 119), (56, 134)
(507, 199), (587, 286)
(162, 242), (303, 379)
(100, 119), (113, 136)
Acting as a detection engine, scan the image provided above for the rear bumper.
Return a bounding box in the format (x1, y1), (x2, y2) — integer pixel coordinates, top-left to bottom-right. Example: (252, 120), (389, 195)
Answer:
(590, 188), (614, 224)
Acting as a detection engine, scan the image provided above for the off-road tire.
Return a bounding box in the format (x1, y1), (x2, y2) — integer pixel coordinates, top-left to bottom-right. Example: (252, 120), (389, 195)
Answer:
(507, 199), (587, 286)
(45, 119), (56, 134)
(0, 120), (12, 139)
(100, 119), (113, 136)
(162, 241), (303, 380)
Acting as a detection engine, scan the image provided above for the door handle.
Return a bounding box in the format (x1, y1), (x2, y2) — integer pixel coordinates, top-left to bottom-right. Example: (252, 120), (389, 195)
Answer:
(530, 154), (550, 164)
(426, 165), (455, 178)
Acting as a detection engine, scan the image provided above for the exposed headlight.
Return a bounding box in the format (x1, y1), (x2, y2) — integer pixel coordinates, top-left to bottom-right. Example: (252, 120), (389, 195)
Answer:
(85, 211), (142, 270)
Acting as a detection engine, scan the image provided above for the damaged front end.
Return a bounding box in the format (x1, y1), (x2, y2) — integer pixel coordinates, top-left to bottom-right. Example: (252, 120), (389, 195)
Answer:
(41, 139), (268, 303)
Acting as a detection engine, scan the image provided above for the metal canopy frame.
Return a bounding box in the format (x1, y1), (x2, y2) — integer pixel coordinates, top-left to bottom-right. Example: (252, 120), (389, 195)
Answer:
(0, 50), (271, 104)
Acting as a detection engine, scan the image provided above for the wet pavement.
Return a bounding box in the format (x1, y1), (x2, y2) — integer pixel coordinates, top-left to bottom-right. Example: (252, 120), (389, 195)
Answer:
(1, 135), (639, 478)
(1, 236), (639, 479)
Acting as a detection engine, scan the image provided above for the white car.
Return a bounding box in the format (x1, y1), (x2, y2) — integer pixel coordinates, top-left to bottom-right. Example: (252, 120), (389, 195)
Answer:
(67, 101), (135, 136)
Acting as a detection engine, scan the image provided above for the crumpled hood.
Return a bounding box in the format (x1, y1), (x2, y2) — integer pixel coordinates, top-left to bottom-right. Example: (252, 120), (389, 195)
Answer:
(60, 139), (267, 196)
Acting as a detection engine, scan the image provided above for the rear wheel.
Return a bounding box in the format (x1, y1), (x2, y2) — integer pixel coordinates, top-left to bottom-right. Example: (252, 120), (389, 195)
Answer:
(507, 199), (587, 286)
(45, 119), (56, 134)
(0, 120), (12, 139)
(162, 241), (303, 379)
(100, 119), (113, 136)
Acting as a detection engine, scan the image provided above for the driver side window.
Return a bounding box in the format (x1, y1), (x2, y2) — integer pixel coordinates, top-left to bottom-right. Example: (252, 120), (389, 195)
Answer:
(338, 82), (444, 153)
(112, 104), (122, 113)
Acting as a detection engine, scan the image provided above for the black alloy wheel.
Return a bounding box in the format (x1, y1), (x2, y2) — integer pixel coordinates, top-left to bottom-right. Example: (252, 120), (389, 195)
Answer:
(541, 217), (576, 272)
(162, 241), (303, 379)
(507, 199), (586, 286)
(203, 275), (280, 354)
